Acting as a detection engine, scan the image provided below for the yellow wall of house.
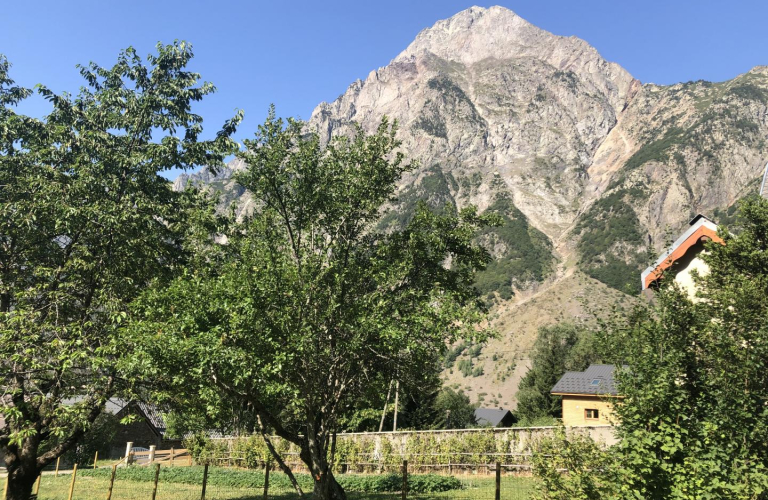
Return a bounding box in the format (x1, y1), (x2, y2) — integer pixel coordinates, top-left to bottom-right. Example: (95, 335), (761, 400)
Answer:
(561, 395), (615, 426)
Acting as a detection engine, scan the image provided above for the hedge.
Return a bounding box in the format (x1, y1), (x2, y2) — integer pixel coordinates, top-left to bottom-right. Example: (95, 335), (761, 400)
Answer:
(78, 466), (462, 493)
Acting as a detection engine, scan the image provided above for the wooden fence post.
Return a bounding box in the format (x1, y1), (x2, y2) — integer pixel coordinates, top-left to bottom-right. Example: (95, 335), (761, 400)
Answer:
(3, 475), (8, 500)
(93, 450), (99, 469)
(170, 447), (175, 466)
(262, 460), (270, 500)
(106, 464), (117, 500)
(55, 457), (60, 477)
(495, 462), (501, 500)
(34, 473), (42, 498)
(200, 464), (209, 500)
(149, 445), (156, 464)
(124, 442), (133, 466)
(66, 464), (78, 500)
(151, 463), (161, 500)
(401, 460), (408, 500)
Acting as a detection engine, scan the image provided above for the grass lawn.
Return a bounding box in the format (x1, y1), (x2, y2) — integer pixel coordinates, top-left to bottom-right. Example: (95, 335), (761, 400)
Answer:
(35, 467), (537, 500)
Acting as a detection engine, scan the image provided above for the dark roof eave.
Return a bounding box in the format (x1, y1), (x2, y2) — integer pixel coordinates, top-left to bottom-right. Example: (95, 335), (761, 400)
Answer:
(551, 392), (622, 397)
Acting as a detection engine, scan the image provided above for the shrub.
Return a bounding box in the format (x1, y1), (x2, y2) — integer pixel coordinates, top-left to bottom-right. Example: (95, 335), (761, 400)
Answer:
(530, 428), (618, 500)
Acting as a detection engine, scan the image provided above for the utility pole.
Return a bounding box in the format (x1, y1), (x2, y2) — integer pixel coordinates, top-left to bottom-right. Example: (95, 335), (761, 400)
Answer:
(392, 380), (400, 432)
(378, 380), (394, 433)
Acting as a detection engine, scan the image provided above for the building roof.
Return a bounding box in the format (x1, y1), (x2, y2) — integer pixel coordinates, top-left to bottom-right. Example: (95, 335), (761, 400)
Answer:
(474, 407), (514, 427)
(65, 397), (167, 435)
(640, 214), (723, 290)
(550, 364), (619, 396)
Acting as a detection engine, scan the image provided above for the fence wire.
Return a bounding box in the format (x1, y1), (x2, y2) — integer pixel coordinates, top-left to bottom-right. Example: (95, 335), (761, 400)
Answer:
(29, 462), (537, 500)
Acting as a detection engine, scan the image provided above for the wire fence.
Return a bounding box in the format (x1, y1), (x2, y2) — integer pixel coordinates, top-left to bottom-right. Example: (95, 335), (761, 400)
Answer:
(7, 460), (538, 500)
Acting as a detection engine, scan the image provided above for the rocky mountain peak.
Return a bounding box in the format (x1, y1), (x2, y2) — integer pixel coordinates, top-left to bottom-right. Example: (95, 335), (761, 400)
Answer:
(393, 5), (638, 110)
(395, 6), (539, 66)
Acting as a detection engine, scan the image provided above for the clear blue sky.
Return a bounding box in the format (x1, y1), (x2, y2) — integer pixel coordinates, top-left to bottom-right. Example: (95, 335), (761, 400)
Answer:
(2, 1), (766, 178)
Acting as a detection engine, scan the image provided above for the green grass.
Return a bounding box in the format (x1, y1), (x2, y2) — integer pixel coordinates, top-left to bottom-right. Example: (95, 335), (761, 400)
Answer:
(35, 467), (537, 500)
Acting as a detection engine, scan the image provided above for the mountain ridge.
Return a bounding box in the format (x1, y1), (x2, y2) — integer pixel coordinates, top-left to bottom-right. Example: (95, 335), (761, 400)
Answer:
(176, 6), (768, 407)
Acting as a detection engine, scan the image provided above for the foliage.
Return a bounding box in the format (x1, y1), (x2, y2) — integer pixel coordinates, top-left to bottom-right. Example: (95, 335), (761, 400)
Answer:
(515, 324), (597, 423)
(58, 413), (120, 466)
(622, 128), (686, 174)
(377, 165), (457, 230)
(0, 43), (239, 500)
(162, 411), (210, 440)
(574, 190), (646, 293)
(474, 194), (554, 301)
(542, 197), (768, 499)
(531, 428), (619, 500)
(605, 196), (768, 499)
(442, 341), (468, 369)
(413, 115), (448, 139)
(730, 83), (768, 104)
(187, 428), (540, 470)
(130, 112), (493, 499)
(432, 388), (477, 429)
(340, 473), (461, 493)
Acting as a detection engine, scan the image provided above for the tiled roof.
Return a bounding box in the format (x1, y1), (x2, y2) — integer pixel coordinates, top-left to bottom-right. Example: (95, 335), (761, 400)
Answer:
(550, 364), (619, 396)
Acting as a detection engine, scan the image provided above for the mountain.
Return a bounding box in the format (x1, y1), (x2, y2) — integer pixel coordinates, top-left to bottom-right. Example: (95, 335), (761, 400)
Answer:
(176, 6), (768, 408)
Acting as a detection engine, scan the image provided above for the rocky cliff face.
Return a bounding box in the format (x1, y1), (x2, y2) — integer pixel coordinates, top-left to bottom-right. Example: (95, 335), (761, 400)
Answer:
(177, 6), (768, 407)
(311, 6), (640, 242)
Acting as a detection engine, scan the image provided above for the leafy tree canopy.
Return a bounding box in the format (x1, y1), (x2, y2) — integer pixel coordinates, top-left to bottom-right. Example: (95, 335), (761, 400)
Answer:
(130, 111), (495, 499)
(0, 43), (240, 500)
(433, 388), (477, 429)
(535, 196), (768, 499)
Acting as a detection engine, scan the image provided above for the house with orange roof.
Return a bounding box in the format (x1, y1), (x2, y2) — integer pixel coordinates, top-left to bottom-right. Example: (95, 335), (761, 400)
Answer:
(641, 214), (724, 299)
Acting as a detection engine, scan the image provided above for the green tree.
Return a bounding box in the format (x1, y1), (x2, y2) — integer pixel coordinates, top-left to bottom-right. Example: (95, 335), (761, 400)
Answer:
(535, 197), (768, 499)
(131, 112), (493, 500)
(603, 196), (768, 499)
(433, 388), (477, 429)
(59, 413), (120, 467)
(0, 44), (239, 500)
(515, 324), (595, 423)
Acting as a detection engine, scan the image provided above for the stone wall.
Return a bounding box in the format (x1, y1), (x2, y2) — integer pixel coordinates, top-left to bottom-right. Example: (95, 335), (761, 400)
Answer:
(211, 425), (616, 469)
(334, 425), (617, 455)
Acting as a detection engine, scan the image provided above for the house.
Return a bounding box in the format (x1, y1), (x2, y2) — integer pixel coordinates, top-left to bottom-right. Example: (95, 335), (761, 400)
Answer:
(104, 399), (174, 457)
(550, 364), (619, 426)
(641, 214), (723, 299)
(57, 398), (175, 457)
(474, 407), (516, 427)
(1, 398), (171, 466)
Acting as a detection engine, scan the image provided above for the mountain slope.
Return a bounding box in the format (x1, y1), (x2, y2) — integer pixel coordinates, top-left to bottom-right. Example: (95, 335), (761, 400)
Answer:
(177, 6), (768, 407)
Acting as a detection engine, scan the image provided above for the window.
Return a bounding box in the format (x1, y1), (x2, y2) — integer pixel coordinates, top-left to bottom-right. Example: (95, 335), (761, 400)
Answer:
(590, 379), (601, 386)
(585, 408), (599, 420)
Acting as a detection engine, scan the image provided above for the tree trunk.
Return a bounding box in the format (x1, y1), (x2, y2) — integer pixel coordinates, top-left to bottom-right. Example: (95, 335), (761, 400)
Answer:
(298, 442), (346, 500)
(311, 469), (346, 500)
(5, 459), (39, 500)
